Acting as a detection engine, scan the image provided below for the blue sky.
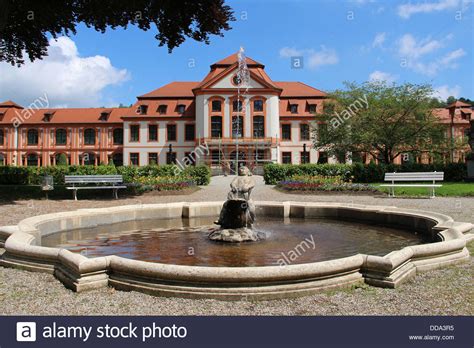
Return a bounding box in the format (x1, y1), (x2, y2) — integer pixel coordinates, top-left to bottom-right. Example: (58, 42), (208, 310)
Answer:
(0, 0), (472, 107)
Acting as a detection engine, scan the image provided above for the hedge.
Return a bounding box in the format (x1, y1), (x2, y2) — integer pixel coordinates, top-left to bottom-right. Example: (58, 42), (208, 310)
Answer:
(0, 164), (211, 186)
(263, 162), (467, 185)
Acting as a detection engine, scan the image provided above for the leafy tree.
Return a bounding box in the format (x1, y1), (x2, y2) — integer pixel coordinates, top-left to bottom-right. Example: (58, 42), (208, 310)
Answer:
(0, 0), (234, 66)
(446, 96), (457, 105)
(459, 97), (474, 107)
(56, 153), (68, 166)
(313, 82), (447, 164)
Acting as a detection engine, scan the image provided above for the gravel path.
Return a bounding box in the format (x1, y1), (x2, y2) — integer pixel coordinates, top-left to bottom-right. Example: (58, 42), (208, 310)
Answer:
(0, 176), (473, 315)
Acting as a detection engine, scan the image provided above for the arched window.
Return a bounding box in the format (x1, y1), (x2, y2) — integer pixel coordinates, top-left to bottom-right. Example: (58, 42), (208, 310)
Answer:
(84, 128), (95, 145)
(253, 115), (265, 138)
(0, 129), (4, 145)
(82, 152), (96, 165)
(113, 128), (123, 145)
(27, 129), (38, 145)
(211, 116), (222, 138)
(232, 115), (243, 138)
(55, 129), (67, 145)
(27, 153), (38, 166)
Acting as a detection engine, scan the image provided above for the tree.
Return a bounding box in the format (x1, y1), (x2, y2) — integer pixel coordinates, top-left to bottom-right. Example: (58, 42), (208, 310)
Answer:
(0, 0), (234, 66)
(446, 96), (457, 105)
(313, 82), (447, 164)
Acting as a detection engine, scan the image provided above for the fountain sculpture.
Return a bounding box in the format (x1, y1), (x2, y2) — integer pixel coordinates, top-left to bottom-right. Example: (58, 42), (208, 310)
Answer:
(209, 166), (264, 242)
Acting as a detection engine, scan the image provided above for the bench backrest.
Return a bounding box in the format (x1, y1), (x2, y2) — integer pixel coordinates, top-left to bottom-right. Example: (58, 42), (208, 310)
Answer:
(384, 172), (444, 182)
(64, 175), (123, 184)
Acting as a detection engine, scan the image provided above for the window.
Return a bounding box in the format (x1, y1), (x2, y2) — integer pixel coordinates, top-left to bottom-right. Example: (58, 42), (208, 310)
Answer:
(55, 129), (67, 145)
(185, 124), (195, 141)
(232, 75), (242, 86)
(0, 129), (4, 145)
(308, 104), (317, 113)
(83, 152), (95, 165)
(130, 125), (140, 142)
(253, 116), (265, 138)
(254, 100), (264, 112)
(166, 152), (177, 164)
(130, 153), (139, 166)
(232, 115), (243, 138)
(282, 152), (292, 164)
(158, 105), (167, 114)
(300, 151), (310, 164)
(211, 100), (222, 112)
(281, 124), (291, 140)
(318, 152), (328, 164)
(177, 104), (186, 114)
(27, 153), (39, 166)
(148, 124), (158, 141)
(0, 153), (4, 166)
(84, 128), (95, 145)
(138, 105), (148, 115)
(290, 104), (298, 114)
(167, 124), (177, 141)
(211, 116), (222, 138)
(113, 128), (123, 145)
(148, 152), (158, 165)
(99, 112), (110, 121)
(27, 129), (38, 145)
(254, 149), (265, 162)
(184, 152), (196, 166)
(233, 100), (243, 112)
(300, 124), (310, 141)
(112, 153), (123, 166)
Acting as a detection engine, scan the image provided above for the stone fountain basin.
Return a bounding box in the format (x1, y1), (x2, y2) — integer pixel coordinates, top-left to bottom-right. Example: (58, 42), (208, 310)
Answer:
(0, 202), (472, 300)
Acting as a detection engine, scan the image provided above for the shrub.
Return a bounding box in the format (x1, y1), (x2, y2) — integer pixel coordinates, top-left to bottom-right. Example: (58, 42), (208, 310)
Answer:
(56, 153), (68, 166)
(263, 163), (352, 185)
(133, 176), (196, 191)
(276, 174), (378, 192)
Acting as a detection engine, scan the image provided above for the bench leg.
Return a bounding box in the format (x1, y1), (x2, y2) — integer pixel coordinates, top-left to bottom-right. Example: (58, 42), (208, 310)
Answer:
(113, 188), (118, 199)
(431, 187), (436, 198)
(73, 189), (78, 201)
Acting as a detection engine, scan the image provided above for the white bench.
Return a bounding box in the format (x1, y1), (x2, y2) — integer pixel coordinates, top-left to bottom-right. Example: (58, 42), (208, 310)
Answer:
(65, 175), (126, 200)
(380, 172), (444, 198)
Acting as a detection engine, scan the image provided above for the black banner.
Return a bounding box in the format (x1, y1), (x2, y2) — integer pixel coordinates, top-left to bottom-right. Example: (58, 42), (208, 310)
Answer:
(1, 316), (472, 347)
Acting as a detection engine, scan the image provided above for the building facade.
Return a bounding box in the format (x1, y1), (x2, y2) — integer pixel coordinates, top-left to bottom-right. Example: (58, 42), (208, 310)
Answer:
(0, 53), (471, 170)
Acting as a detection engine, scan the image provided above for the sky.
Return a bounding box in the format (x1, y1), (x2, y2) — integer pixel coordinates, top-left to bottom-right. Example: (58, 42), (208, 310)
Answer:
(0, 0), (472, 108)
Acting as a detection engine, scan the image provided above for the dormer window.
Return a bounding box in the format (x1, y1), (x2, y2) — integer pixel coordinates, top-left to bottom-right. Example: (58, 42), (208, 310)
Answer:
(290, 104), (298, 114)
(43, 111), (55, 122)
(138, 105), (148, 115)
(177, 104), (186, 114)
(99, 110), (111, 121)
(158, 105), (167, 114)
(308, 104), (317, 113)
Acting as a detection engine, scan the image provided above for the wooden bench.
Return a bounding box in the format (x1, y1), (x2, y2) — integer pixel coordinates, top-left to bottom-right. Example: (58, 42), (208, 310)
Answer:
(380, 172), (444, 198)
(65, 175), (126, 200)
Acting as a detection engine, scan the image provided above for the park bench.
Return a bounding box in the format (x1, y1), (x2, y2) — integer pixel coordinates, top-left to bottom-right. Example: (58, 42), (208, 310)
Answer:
(380, 172), (444, 198)
(65, 175), (126, 200)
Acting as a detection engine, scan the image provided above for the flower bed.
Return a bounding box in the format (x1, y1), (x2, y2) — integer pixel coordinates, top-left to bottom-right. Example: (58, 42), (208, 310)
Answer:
(133, 176), (196, 192)
(277, 175), (379, 193)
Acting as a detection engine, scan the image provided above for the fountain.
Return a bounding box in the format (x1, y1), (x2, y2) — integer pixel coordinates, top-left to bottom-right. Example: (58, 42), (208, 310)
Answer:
(209, 166), (264, 242)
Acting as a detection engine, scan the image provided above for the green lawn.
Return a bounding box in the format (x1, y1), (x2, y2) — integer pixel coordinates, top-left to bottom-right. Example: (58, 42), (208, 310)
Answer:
(373, 182), (474, 197)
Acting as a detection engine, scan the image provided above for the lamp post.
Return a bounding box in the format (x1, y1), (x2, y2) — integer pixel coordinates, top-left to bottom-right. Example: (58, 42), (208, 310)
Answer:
(302, 143), (307, 164)
(169, 143), (173, 164)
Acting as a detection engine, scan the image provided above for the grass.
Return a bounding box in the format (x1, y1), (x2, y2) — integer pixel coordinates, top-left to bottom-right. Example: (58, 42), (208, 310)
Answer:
(373, 182), (474, 197)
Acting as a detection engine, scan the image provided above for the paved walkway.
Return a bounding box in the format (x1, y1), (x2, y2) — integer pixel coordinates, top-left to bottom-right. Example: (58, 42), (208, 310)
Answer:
(1, 175), (473, 226)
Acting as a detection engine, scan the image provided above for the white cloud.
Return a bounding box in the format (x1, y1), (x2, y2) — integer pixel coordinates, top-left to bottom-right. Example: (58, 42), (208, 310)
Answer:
(279, 46), (339, 70)
(398, 0), (460, 19)
(433, 85), (461, 100)
(397, 33), (465, 76)
(0, 37), (129, 107)
(369, 70), (397, 83)
(372, 32), (386, 48)
(398, 34), (443, 59)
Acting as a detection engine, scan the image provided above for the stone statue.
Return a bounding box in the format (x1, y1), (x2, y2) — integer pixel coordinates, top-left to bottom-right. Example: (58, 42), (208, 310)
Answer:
(209, 166), (263, 242)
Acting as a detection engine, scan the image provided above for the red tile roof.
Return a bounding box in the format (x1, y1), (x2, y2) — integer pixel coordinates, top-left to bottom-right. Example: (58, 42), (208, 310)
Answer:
(275, 82), (327, 97)
(0, 107), (131, 124)
(211, 53), (264, 67)
(130, 99), (195, 118)
(432, 108), (470, 124)
(0, 100), (24, 109)
(138, 82), (199, 98)
(448, 100), (472, 108)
